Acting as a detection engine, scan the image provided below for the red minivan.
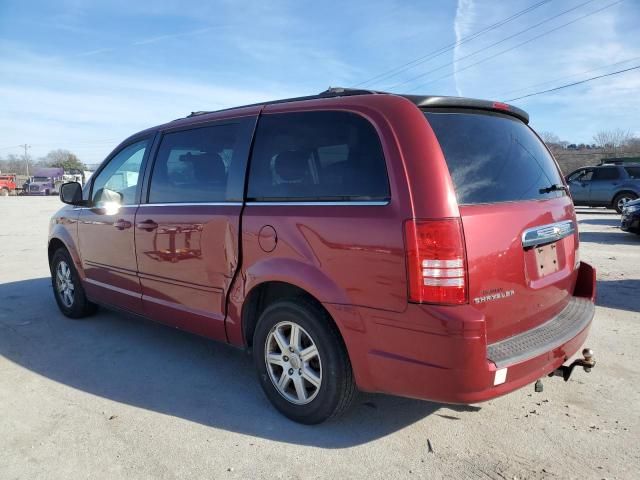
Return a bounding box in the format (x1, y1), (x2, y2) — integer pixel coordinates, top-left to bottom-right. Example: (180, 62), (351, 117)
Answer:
(49, 88), (596, 424)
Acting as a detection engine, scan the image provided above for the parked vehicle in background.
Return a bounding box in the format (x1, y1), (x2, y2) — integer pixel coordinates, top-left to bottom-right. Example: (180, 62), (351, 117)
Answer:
(61, 173), (84, 191)
(23, 167), (65, 195)
(0, 173), (19, 196)
(83, 170), (95, 186)
(566, 162), (640, 213)
(621, 198), (640, 234)
(48, 88), (596, 424)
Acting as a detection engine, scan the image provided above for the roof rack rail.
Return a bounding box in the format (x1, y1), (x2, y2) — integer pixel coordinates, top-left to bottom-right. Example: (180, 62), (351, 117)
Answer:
(185, 87), (381, 118)
(181, 87), (529, 124)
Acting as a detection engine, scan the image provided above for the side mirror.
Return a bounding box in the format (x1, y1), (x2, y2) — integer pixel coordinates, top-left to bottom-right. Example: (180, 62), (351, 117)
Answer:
(59, 182), (85, 206)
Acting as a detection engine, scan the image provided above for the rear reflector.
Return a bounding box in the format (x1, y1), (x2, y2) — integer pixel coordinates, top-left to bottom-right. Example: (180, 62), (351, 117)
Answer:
(404, 219), (468, 304)
(494, 367), (508, 386)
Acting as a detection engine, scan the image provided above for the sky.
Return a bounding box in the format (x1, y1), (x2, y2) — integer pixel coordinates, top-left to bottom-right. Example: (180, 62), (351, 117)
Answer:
(1, 0), (639, 165)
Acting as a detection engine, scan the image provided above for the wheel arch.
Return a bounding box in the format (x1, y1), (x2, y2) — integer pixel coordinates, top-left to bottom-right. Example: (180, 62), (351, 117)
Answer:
(612, 189), (638, 202)
(241, 281), (346, 350)
(48, 233), (85, 280)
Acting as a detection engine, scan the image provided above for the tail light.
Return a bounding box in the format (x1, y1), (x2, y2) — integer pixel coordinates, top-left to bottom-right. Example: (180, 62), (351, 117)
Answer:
(492, 101), (510, 111)
(404, 218), (468, 304)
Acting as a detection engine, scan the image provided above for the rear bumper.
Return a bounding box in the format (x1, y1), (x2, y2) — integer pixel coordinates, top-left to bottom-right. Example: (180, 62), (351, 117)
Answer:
(326, 261), (596, 404)
(620, 211), (640, 232)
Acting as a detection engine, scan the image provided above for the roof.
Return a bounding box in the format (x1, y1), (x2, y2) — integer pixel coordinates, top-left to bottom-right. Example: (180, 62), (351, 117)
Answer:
(184, 87), (530, 124)
(600, 157), (640, 165)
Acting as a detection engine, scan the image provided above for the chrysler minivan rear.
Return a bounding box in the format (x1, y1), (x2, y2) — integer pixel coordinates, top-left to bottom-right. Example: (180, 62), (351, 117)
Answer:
(339, 99), (596, 404)
(426, 107), (594, 392)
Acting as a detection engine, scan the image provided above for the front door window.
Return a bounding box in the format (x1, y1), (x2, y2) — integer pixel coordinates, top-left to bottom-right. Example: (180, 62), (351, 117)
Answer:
(91, 140), (148, 209)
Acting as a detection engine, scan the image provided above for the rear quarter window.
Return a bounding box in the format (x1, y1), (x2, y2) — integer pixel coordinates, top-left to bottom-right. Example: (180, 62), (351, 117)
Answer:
(624, 166), (640, 179)
(424, 110), (565, 205)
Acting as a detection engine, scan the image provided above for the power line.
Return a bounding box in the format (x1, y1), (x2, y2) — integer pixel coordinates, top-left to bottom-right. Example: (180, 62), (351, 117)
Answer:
(493, 55), (640, 98)
(387, 0), (602, 91)
(352, 0), (553, 88)
(505, 64), (640, 101)
(400, 0), (623, 93)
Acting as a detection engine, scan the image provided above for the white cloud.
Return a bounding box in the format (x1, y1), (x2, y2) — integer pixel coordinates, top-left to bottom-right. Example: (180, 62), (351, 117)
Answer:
(454, 0), (476, 96)
(450, 0), (640, 143)
(0, 52), (295, 163)
(74, 48), (114, 58)
(132, 26), (224, 46)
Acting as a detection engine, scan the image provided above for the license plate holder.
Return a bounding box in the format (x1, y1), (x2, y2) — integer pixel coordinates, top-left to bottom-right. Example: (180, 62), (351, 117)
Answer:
(535, 243), (559, 276)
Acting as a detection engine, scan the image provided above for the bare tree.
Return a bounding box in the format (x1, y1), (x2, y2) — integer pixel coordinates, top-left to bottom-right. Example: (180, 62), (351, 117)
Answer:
(539, 131), (561, 145)
(0, 154), (34, 176)
(626, 137), (640, 152)
(592, 129), (633, 153)
(538, 131), (567, 153)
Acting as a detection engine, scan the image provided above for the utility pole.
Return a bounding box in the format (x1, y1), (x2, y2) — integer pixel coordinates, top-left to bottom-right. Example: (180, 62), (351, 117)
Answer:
(19, 144), (31, 177)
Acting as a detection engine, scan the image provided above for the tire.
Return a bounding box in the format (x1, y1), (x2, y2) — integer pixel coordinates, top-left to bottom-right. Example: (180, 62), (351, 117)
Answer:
(0, 188), (8, 197)
(613, 192), (638, 213)
(253, 298), (357, 424)
(50, 248), (97, 318)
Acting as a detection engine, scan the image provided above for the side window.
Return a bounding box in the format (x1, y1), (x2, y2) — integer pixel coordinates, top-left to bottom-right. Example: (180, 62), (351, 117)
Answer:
(91, 139), (149, 206)
(567, 170), (585, 182)
(579, 170), (594, 181)
(624, 166), (640, 179)
(247, 111), (390, 202)
(148, 119), (253, 203)
(592, 167), (620, 181)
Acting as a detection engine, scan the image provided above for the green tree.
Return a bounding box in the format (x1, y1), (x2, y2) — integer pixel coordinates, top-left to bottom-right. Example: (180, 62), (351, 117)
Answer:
(44, 150), (86, 172)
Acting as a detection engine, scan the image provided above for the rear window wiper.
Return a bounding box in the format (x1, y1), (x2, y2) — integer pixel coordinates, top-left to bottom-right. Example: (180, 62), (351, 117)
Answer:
(539, 183), (568, 194)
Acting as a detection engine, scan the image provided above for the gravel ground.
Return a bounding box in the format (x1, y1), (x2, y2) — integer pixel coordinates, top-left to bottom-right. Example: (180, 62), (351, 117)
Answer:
(1, 197), (639, 480)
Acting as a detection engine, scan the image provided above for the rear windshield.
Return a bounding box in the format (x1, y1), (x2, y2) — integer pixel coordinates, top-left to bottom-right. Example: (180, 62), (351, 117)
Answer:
(424, 110), (565, 205)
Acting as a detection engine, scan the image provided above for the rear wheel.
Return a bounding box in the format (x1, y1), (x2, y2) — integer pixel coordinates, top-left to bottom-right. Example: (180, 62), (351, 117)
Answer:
(613, 192), (638, 213)
(51, 248), (97, 318)
(253, 299), (356, 424)
(0, 188), (8, 197)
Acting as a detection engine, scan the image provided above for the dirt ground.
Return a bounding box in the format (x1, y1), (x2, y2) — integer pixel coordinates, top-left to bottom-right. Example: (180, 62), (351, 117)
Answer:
(1, 196), (639, 480)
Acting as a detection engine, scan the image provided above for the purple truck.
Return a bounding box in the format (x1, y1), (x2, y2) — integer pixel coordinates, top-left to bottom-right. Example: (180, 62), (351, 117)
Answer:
(23, 167), (64, 196)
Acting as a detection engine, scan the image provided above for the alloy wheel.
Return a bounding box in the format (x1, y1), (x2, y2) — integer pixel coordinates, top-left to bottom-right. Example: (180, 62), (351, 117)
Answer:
(56, 260), (75, 308)
(264, 321), (322, 405)
(618, 196), (633, 211)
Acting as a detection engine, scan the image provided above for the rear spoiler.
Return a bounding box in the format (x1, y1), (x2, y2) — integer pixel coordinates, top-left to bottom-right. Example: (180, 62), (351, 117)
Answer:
(401, 95), (529, 124)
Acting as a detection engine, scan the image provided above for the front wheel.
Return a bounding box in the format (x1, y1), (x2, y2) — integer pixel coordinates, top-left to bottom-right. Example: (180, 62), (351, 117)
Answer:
(613, 192), (638, 213)
(51, 248), (97, 318)
(253, 299), (356, 424)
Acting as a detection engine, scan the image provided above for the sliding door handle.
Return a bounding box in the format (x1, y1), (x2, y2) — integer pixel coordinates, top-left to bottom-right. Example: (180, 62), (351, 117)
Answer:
(136, 219), (158, 232)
